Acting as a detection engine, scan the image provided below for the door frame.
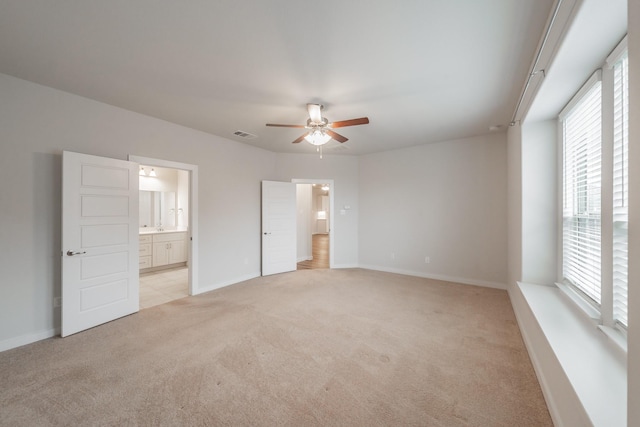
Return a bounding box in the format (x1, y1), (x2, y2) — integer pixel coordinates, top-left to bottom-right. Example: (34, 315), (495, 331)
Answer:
(129, 155), (199, 295)
(292, 178), (335, 269)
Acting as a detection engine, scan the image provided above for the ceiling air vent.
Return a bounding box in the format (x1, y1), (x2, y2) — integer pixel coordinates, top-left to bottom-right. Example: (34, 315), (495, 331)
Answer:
(233, 130), (257, 139)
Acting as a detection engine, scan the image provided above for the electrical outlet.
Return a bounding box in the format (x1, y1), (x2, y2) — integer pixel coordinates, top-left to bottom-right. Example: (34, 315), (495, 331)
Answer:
(425, 256), (430, 264)
(53, 297), (61, 308)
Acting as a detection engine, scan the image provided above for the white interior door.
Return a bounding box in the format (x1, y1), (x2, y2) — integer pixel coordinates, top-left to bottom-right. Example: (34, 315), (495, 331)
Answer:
(262, 180), (297, 276)
(62, 151), (139, 337)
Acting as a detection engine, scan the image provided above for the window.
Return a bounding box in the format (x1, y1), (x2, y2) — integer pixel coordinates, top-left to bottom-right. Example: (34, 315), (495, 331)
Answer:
(612, 49), (629, 327)
(561, 74), (602, 304)
(559, 39), (629, 330)
(559, 38), (628, 331)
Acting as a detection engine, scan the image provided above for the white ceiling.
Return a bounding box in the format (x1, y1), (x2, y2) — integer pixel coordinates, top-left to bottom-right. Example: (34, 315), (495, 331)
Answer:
(0, 0), (553, 155)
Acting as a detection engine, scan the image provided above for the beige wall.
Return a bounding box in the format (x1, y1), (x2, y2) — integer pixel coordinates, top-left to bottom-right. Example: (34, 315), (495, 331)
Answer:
(358, 134), (508, 288)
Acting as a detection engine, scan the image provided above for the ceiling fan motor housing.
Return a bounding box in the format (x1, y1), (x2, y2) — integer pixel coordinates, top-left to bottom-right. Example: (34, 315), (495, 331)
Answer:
(306, 117), (329, 129)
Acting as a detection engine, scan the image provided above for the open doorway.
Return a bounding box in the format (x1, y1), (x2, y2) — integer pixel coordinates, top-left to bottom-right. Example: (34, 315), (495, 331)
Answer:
(294, 181), (333, 270)
(137, 165), (189, 308)
(129, 155), (199, 309)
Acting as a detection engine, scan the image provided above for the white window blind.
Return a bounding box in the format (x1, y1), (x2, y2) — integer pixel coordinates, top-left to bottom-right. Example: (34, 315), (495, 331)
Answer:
(612, 51), (629, 327)
(562, 79), (602, 304)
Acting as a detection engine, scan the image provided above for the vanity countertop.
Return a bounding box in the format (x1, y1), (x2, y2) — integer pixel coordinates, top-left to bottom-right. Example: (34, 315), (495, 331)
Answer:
(139, 229), (187, 235)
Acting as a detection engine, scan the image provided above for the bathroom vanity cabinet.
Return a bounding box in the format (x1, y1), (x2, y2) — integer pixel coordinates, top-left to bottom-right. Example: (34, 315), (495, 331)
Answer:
(139, 231), (187, 271)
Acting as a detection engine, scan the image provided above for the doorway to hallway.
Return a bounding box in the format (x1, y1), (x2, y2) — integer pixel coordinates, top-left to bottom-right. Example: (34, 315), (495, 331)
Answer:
(294, 180), (333, 270)
(297, 234), (329, 270)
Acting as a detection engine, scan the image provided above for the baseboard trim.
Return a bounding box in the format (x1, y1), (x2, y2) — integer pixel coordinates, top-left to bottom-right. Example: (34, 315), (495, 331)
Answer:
(194, 272), (261, 295)
(332, 263), (359, 269)
(358, 264), (507, 290)
(0, 328), (59, 353)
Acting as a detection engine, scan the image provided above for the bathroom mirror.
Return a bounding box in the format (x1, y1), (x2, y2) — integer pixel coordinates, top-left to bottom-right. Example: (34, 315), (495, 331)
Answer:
(139, 191), (176, 228)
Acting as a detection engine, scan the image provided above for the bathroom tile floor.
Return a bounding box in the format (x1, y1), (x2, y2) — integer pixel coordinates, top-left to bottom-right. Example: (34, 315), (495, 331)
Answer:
(139, 266), (189, 309)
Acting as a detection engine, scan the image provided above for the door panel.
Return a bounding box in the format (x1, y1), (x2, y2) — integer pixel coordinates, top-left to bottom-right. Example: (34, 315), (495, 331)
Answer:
(81, 224), (129, 247)
(80, 252), (129, 279)
(62, 151), (139, 337)
(80, 279), (129, 311)
(81, 195), (129, 217)
(80, 164), (130, 188)
(262, 181), (296, 276)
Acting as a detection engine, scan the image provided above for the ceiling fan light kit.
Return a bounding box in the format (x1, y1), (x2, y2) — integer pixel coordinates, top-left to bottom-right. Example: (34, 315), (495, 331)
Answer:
(304, 129), (332, 146)
(266, 103), (370, 151)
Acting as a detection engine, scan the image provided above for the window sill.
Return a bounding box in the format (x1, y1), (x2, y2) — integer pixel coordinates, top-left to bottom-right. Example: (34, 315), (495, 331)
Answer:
(555, 281), (601, 321)
(513, 282), (627, 427)
(598, 325), (628, 353)
(555, 281), (628, 354)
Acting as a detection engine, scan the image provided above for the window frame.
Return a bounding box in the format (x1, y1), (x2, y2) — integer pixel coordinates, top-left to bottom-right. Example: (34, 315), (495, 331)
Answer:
(557, 36), (628, 337)
(608, 37), (629, 330)
(559, 70), (603, 309)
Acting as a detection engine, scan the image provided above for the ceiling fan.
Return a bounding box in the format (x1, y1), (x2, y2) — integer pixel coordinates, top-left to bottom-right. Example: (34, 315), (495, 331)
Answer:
(266, 104), (369, 146)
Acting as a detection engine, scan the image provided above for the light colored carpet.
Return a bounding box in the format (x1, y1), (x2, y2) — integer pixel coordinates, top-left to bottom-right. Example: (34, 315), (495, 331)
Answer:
(0, 269), (551, 426)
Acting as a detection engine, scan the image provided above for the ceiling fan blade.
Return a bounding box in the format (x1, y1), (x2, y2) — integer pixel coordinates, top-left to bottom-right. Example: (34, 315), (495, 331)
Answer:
(307, 104), (323, 123)
(266, 123), (306, 128)
(292, 134), (307, 144)
(329, 117), (369, 128)
(326, 129), (348, 143)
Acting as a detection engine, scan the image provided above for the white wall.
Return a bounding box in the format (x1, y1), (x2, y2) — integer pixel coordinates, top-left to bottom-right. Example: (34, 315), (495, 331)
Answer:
(507, 120), (589, 426)
(507, 124), (523, 287)
(312, 186), (330, 234)
(296, 184), (312, 262)
(176, 169), (189, 229)
(627, 1), (640, 424)
(275, 154), (360, 268)
(358, 134), (508, 288)
(510, 119), (559, 287)
(0, 73), (277, 348)
(521, 119), (557, 284)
